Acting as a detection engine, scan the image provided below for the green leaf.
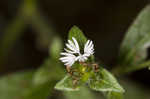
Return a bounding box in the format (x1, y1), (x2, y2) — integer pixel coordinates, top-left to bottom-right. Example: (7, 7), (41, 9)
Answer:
(29, 58), (64, 98)
(64, 87), (96, 99)
(33, 58), (64, 85)
(118, 5), (150, 72)
(106, 92), (123, 99)
(24, 81), (55, 99)
(49, 37), (62, 60)
(0, 71), (34, 99)
(25, 58), (64, 99)
(88, 67), (124, 93)
(55, 75), (80, 91)
(68, 26), (87, 48)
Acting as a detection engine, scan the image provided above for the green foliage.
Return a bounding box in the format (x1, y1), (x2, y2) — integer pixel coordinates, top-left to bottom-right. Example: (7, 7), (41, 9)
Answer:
(64, 87), (96, 99)
(24, 81), (55, 99)
(33, 36), (64, 85)
(106, 92), (123, 99)
(49, 37), (63, 60)
(68, 26), (87, 49)
(55, 75), (80, 91)
(25, 58), (64, 99)
(88, 67), (124, 93)
(0, 32), (64, 99)
(26, 37), (64, 98)
(33, 59), (64, 85)
(0, 71), (34, 99)
(117, 5), (150, 74)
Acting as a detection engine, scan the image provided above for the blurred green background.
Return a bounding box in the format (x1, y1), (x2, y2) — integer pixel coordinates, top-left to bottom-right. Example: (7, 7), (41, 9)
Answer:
(0, 0), (150, 99)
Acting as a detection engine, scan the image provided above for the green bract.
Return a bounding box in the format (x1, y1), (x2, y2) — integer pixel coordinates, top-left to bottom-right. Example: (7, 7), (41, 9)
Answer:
(55, 75), (80, 91)
(88, 67), (124, 93)
(68, 26), (87, 49)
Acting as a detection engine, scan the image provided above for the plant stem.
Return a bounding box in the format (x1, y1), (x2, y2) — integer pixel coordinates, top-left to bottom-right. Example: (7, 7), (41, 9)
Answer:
(112, 60), (150, 76)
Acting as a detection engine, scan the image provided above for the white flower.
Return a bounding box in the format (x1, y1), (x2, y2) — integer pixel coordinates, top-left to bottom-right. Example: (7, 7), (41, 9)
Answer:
(60, 37), (94, 66)
(64, 37), (80, 54)
(59, 53), (77, 66)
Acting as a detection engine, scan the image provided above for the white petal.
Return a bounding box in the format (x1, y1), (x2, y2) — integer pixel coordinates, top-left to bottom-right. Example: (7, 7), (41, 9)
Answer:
(60, 52), (72, 56)
(66, 44), (75, 51)
(84, 40), (94, 56)
(60, 37), (94, 66)
(88, 41), (93, 48)
(59, 53), (77, 66)
(64, 37), (80, 54)
(68, 40), (77, 52)
(68, 40), (76, 50)
(72, 37), (80, 52)
(84, 40), (90, 51)
(64, 48), (75, 54)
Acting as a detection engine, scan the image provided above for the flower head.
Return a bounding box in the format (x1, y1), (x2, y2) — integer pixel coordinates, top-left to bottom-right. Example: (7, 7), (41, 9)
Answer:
(60, 37), (94, 66)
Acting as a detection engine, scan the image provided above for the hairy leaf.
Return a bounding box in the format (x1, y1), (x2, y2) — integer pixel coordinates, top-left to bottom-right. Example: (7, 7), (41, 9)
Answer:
(55, 75), (80, 91)
(88, 67), (124, 93)
(118, 5), (150, 72)
(68, 26), (87, 48)
(106, 91), (123, 99)
(64, 87), (96, 99)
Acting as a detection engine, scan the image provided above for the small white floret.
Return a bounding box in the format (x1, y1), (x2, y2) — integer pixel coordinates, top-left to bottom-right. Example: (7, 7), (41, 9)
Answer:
(59, 37), (94, 66)
(84, 40), (94, 57)
(64, 37), (80, 54)
(59, 52), (77, 66)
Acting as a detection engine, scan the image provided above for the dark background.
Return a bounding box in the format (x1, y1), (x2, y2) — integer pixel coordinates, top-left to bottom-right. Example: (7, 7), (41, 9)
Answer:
(0, 0), (150, 89)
